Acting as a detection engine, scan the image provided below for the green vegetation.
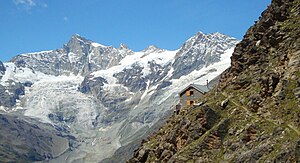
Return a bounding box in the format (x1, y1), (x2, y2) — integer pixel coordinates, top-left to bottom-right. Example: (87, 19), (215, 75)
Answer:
(129, 0), (300, 162)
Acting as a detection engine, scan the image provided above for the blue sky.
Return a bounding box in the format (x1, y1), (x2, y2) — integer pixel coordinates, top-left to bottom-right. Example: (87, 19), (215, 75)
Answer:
(0, 0), (271, 62)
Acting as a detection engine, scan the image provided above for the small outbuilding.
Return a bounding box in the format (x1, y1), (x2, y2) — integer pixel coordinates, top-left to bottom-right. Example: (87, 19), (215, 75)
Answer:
(178, 84), (210, 108)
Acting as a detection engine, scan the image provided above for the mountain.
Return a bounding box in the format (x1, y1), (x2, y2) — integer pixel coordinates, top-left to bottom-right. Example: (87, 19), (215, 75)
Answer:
(0, 60), (5, 79)
(129, 0), (300, 162)
(0, 113), (69, 162)
(0, 80), (24, 107)
(10, 34), (133, 76)
(0, 31), (238, 162)
(172, 32), (238, 79)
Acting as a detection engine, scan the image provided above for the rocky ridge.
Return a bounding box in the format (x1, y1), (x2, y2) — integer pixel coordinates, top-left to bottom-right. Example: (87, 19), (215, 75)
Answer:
(129, 0), (300, 162)
(10, 34), (133, 76)
(172, 32), (238, 79)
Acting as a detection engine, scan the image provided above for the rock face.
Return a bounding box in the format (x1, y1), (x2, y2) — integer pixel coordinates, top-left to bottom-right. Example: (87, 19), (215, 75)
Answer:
(172, 32), (238, 79)
(79, 75), (108, 93)
(0, 80), (24, 107)
(0, 114), (69, 162)
(10, 34), (133, 76)
(130, 106), (223, 163)
(0, 61), (5, 79)
(129, 0), (300, 162)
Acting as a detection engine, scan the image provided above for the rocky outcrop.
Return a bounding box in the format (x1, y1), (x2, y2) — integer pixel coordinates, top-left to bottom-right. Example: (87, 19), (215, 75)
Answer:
(0, 60), (5, 79)
(0, 114), (69, 162)
(79, 75), (108, 93)
(129, 0), (300, 162)
(113, 64), (148, 92)
(129, 106), (224, 162)
(0, 80), (25, 107)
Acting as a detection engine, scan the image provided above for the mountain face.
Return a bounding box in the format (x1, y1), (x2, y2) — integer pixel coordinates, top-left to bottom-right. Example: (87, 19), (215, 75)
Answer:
(0, 114), (69, 162)
(0, 60), (5, 79)
(172, 32), (238, 79)
(10, 34), (132, 76)
(0, 80), (24, 107)
(0, 32), (238, 162)
(129, 0), (300, 162)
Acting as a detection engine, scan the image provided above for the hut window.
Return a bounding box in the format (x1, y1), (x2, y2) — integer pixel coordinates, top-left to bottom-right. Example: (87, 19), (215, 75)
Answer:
(186, 100), (191, 107)
(186, 90), (190, 96)
(186, 100), (194, 107)
(186, 90), (194, 96)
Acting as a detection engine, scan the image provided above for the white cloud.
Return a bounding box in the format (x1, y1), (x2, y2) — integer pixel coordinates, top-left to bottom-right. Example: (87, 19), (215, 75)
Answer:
(13, 0), (36, 7)
(12, 0), (48, 11)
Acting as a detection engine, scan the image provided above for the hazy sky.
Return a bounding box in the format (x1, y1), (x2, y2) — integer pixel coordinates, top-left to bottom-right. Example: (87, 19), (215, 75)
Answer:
(0, 0), (271, 61)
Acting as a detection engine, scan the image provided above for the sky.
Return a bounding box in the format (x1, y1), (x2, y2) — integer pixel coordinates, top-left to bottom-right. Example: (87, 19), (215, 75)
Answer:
(0, 0), (271, 62)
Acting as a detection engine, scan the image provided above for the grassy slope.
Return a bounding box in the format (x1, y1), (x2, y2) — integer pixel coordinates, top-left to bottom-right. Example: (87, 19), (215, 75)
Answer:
(129, 0), (300, 162)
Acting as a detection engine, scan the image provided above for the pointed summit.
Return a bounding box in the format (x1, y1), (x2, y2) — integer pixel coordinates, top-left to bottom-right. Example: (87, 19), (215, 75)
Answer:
(119, 43), (129, 50)
(142, 45), (164, 53)
(195, 31), (205, 37)
(65, 34), (93, 52)
(211, 32), (223, 36)
(179, 31), (238, 54)
(69, 34), (90, 44)
(72, 33), (81, 38)
(180, 31), (207, 50)
(209, 32), (232, 40)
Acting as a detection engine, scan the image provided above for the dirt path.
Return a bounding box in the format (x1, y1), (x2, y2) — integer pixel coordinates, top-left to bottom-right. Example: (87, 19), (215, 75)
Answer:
(221, 92), (300, 136)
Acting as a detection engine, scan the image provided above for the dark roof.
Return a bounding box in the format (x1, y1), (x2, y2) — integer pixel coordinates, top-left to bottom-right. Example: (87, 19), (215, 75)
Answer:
(179, 84), (210, 96)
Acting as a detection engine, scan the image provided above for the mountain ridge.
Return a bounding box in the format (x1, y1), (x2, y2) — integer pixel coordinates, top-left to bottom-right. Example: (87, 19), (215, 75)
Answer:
(0, 31), (239, 162)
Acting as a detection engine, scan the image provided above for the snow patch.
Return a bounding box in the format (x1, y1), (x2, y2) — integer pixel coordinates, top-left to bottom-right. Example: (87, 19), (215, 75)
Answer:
(169, 47), (235, 94)
(92, 49), (178, 83)
(92, 42), (106, 48)
(68, 52), (79, 63)
(0, 62), (59, 86)
(20, 50), (54, 56)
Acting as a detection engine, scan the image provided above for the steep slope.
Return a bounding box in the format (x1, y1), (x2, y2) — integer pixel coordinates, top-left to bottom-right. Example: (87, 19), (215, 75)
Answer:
(0, 80), (24, 107)
(1, 32), (238, 162)
(0, 61), (25, 108)
(0, 60), (5, 79)
(0, 114), (69, 162)
(129, 0), (300, 162)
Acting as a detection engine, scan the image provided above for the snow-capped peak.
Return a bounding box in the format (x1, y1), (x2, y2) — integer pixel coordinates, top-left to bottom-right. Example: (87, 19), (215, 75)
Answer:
(70, 34), (109, 48)
(208, 32), (235, 41)
(119, 43), (129, 50)
(178, 31), (238, 53)
(69, 34), (91, 44)
(211, 32), (223, 36)
(142, 45), (165, 53)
